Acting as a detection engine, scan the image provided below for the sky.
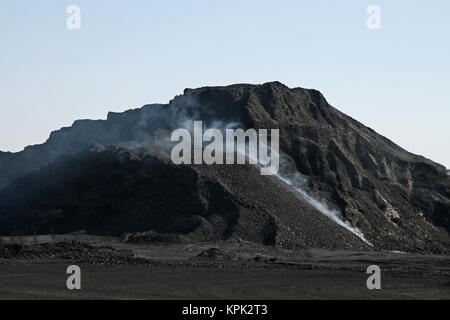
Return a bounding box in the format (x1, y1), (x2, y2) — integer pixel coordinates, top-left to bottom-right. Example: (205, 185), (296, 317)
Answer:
(0, 0), (449, 168)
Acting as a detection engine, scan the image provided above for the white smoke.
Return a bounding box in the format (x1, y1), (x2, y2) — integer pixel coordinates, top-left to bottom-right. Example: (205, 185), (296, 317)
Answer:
(276, 174), (373, 246)
(242, 140), (373, 247)
(138, 98), (373, 247)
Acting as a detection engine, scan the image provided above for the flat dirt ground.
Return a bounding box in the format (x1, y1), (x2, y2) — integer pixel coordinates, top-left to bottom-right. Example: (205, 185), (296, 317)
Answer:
(0, 237), (449, 300)
(0, 262), (449, 300)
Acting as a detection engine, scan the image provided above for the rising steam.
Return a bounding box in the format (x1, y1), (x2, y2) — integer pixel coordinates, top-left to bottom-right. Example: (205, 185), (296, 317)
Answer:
(276, 174), (373, 246)
(138, 95), (373, 247)
(242, 141), (373, 246)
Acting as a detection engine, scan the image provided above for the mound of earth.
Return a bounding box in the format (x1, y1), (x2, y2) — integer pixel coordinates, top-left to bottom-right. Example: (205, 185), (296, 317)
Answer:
(0, 82), (448, 253)
(191, 248), (236, 261)
(0, 146), (370, 251)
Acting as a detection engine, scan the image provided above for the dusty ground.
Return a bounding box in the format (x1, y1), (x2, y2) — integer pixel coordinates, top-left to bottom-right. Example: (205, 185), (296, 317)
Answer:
(0, 235), (449, 300)
(1, 262), (449, 300)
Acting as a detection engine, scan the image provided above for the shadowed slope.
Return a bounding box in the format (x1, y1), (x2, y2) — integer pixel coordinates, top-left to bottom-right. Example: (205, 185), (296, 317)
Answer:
(0, 82), (448, 252)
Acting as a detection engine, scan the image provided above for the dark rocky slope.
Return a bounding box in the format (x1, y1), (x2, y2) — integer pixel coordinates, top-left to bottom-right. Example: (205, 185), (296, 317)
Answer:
(0, 82), (449, 252)
(0, 146), (369, 251)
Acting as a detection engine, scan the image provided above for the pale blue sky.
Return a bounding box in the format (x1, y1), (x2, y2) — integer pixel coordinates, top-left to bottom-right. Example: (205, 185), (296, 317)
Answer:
(1, 0), (449, 168)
